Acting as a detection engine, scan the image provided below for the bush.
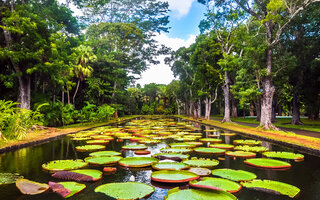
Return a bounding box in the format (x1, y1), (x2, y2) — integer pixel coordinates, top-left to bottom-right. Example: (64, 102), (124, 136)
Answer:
(96, 104), (115, 121)
(141, 104), (154, 115)
(41, 101), (76, 126)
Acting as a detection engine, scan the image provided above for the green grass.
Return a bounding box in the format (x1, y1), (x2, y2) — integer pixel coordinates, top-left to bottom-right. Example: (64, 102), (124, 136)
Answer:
(211, 116), (320, 132)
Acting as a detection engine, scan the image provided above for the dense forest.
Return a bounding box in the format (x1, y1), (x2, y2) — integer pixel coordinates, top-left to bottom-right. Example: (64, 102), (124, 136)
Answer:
(1, 0), (320, 139)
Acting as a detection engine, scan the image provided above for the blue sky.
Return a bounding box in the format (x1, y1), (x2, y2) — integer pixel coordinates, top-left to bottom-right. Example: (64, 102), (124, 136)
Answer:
(136, 0), (206, 86)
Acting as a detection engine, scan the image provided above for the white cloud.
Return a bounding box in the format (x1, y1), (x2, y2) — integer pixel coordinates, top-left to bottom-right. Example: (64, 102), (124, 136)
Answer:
(136, 33), (196, 86)
(160, 0), (196, 18)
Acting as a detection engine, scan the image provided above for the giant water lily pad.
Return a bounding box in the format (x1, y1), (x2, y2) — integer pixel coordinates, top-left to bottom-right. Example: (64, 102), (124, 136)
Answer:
(169, 143), (196, 148)
(52, 169), (102, 181)
(241, 179), (300, 198)
(89, 151), (121, 157)
(49, 181), (86, 198)
(164, 187), (237, 200)
(211, 169), (257, 182)
(160, 148), (193, 154)
(194, 147), (226, 155)
(122, 144), (148, 150)
(85, 156), (122, 165)
(183, 158), (219, 168)
(75, 145), (106, 152)
(118, 157), (158, 167)
(188, 168), (211, 176)
(152, 153), (190, 161)
(42, 160), (88, 171)
(152, 162), (190, 170)
(199, 138), (222, 143)
(86, 140), (109, 145)
(91, 135), (114, 140)
(234, 145), (269, 153)
(209, 144), (234, 150)
(151, 170), (199, 183)
(262, 151), (304, 160)
(244, 158), (291, 169)
(0, 173), (23, 185)
(95, 182), (154, 200)
(16, 179), (49, 195)
(225, 151), (256, 158)
(233, 140), (261, 146)
(189, 177), (242, 193)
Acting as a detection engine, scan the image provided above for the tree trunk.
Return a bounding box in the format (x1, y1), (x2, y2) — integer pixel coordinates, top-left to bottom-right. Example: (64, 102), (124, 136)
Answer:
(271, 99), (277, 123)
(62, 86), (65, 105)
(197, 99), (201, 118)
(17, 76), (31, 110)
(222, 71), (231, 122)
(250, 102), (255, 116)
(67, 88), (70, 104)
(73, 79), (80, 104)
(204, 96), (212, 120)
(291, 89), (303, 125)
(176, 99), (181, 115)
(231, 94), (238, 118)
(255, 98), (261, 121)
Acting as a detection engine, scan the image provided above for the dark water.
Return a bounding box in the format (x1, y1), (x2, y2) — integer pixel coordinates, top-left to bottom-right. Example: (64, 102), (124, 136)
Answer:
(0, 118), (319, 200)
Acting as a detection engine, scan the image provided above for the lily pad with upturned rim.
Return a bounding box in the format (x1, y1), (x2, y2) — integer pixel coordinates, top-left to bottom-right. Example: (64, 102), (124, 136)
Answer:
(89, 151), (122, 157)
(183, 157), (219, 168)
(194, 147), (226, 155)
(209, 144), (234, 150)
(169, 143), (196, 148)
(189, 177), (242, 193)
(86, 140), (109, 145)
(16, 179), (49, 195)
(233, 140), (261, 146)
(241, 179), (300, 198)
(0, 173), (23, 185)
(234, 145), (269, 153)
(262, 151), (304, 160)
(225, 151), (256, 158)
(220, 133), (236, 136)
(152, 162), (190, 170)
(152, 153), (190, 160)
(49, 181), (86, 198)
(164, 187), (237, 200)
(75, 145), (106, 152)
(199, 138), (222, 143)
(160, 148), (193, 154)
(118, 157), (158, 167)
(121, 144), (148, 150)
(211, 169), (257, 182)
(244, 158), (291, 169)
(151, 170), (199, 183)
(52, 169), (102, 181)
(84, 156), (122, 165)
(188, 168), (211, 176)
(42, 160), (88, 171)
(95, 182), (154, 200)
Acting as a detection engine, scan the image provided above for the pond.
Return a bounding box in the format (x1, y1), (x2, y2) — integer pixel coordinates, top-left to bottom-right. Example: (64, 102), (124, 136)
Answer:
(0, 117), (319, 200)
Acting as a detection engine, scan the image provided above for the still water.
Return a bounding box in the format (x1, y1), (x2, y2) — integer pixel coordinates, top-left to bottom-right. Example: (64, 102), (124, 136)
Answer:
(0, 117), (319, 200)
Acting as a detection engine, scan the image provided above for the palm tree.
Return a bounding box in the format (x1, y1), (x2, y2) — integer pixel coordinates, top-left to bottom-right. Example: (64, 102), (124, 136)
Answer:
(72, 45), (97, 104)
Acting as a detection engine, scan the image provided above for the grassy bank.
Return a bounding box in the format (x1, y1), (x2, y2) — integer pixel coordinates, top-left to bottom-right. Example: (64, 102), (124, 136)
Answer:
(211, 116), (320, 132)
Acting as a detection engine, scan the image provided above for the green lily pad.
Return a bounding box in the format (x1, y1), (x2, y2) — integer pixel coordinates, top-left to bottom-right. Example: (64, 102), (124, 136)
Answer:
(152, 153), (190, 160)
(0, 173), (23, 185)
(169, 143), (196, 148)
(183, 157), (219, 168)
(95, 182), (154, 200)
(84, 156), (122, 165)
(189, 177), (242, 193)
(152, 162), (190, 170)
(89, 151), (121, 157)
(42, 160), (88, 171)
(52, 169), (102, 181)
(194, 147), (226, 155)
(91, 135), (114, 140)
(233, 140), (261, 146)
(186, 142), (203, 146)
(118, 157), (158, 167)
(225, 151), (256, 158)
(220, 133), (236, 136)
(122, 144), (148, 150)
(164, 187), (237, 200)
(244, 158), (291, 169)
(138, 139), (161, 144)
(234, 145), (269, 153)
(75, 145), (106, 152)
(262, 151), (304, 160)
(86, 140), (109, 145)
(241, 179), (300, 198)
(209, 144), (234, 150)
(151, 170), (199, 183)
(199, 138), (222, 143)
(49, 181), (86, 198)
(160, 148), (193, 154)
(16, 179), (49, 195)
(211, 169), (257, 182)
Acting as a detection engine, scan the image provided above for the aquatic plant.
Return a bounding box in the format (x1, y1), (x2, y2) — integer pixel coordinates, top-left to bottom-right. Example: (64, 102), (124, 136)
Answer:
(75, 145), (106, 152)
(151, 170), (199, 183)
(152, 162), (190, 170)
(244, 158), (291, 169)
(233, 140), (261, 146)
(49, 181), (86, 198)
(42, 159), (88, 171)
(0, 173), (23, 185)
(189, 177), (242, 193)
(89, 151), (121, 157)
(52, 169), (102, 181)
(211, 169), (257, 182)
(84, 156), (122, 165)
(194, 147), (226, 155)
(262, 151), (304, 160)
(121, 144), (148, 150)
(16, 179), (49, 195)
(118, 157), (158, 167)
(183, 157), (219, 168)
(225, 151), (256, 158)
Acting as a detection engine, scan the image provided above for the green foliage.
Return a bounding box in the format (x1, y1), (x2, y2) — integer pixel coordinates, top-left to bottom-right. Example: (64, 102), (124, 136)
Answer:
(41, 101), (76, 127)
(141, 104), (154, 115)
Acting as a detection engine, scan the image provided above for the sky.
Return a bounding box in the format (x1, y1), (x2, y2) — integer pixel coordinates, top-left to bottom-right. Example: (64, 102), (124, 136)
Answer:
(136, 0), (206, 86)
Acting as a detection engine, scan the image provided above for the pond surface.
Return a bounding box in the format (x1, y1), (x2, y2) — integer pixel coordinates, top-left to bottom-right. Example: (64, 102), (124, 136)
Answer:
(0, 117), (319, 200)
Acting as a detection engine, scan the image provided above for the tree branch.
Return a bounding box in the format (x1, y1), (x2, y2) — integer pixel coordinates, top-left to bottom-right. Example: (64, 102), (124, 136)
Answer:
(234, 0), (261, 20)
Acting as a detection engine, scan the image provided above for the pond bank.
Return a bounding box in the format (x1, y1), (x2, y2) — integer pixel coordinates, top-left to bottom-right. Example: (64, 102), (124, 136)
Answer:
(0, 116), (137, 153)
(177, 115), (320, 156)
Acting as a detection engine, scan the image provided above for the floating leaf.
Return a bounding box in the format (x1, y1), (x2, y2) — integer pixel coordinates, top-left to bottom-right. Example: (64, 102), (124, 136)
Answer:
(199, 138), (222, 143)
(164, 187), (237, 200)
(241, 179), (300, 198)
(84, 156), (122, 165)
(234, 145), (269, 153)
(183, 157), (219, 168)
(16, 179), (49, 195)
(151, 170), (199, 183)
(220, 133), (236, 136)
(91, 135), (114, 140)
(169, 143), (196, 148)
(0, 173), (23, 185)
(194, 147), (226, 155)
(122, 144), (148, 150)
(209, 144), (234, 150)
(233, 140), (261, 146)
(225, 151), (256, 158)
(244, 158), (291, 169)
(86, 140), (109, 145)
(75, 145), (105, 152)
(211, 169), (257, 182)
(49, 181), (86, 198)
(262, 151), (304, 160)
(95, 182), (154, 200)
(134, 150), (151, 155)
(186, 142), (203, 146)
(52, 169), (102, 182)
(118, 157), (158, 167)
(152, 153), (190, 161)
(152, 162), (190, 170)
(89, 151), (121, 157)
(42, 160), (88, 171)
(188, 168), (211, 176)
(189, 177), (242, 193)
(160, 148), (193, 154)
